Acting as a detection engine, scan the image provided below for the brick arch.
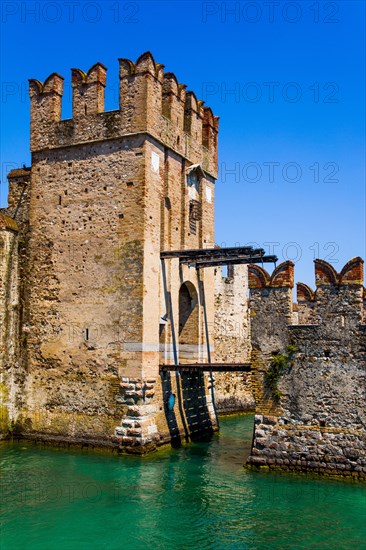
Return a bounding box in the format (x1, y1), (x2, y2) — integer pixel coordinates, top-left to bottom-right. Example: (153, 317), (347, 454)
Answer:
(248, 265), (270, 289)
(314, 259), (338, 286)
(178, 281), (199, 348)
(270, 261), (294, 288)
(71, 68), (87, 85)
(297, 282), (315, 302)
(340, 257), (364, 285)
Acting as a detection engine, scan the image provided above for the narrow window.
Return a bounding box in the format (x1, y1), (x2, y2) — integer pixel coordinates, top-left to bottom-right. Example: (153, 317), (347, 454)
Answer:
(85, 328), (89, 341)
(189, 200), (201, 235)
(189, 203), (196, 235)
(59, 195), (62, 205)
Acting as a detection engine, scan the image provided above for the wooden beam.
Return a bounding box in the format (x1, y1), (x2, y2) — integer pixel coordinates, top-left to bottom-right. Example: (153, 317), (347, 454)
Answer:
(161, 246), (277, 266)
(161, 246), (265, 260)
(188, 255), (277, 268)
(159, 363), (251, 373)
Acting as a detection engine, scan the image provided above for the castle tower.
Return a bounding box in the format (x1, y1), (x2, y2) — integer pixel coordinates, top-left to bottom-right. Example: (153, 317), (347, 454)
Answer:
(18, 52), (219, 450)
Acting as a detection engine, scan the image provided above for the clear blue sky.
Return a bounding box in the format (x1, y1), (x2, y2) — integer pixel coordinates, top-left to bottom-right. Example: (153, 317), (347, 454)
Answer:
(1, 0), (365, 287)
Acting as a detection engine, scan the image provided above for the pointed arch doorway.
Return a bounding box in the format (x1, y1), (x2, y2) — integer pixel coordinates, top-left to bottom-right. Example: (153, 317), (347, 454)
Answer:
(178, 281), (199, 364)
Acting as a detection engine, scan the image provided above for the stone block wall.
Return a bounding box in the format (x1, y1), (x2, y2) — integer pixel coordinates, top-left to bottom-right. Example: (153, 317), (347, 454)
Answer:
(214, 265), (254, 413)
(247, 258), (366, 479)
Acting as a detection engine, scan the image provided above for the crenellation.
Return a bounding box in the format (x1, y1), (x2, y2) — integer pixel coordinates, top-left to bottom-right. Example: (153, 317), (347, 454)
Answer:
(314, 258), (364, 327)
(118, 52), (165, 136)
(184, 91), (203, 141)
(339, 257), (364, 284)
(29, 53), (217, 177)
(202, 107), (214, 148)
(162, 72), (186, 127)
(29, 73), (64, 151)
(71, 62), (107, 117)
(296, 282), (316, 324)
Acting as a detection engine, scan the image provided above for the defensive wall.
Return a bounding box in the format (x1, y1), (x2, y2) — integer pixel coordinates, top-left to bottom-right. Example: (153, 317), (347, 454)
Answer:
(247, 258), (366, 479)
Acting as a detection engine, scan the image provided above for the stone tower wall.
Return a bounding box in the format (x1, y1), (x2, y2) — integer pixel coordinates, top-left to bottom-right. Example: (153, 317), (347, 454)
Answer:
(0, 217), (20, 436)
(1, 52), (219, 450)
(0, 169), (32, 437)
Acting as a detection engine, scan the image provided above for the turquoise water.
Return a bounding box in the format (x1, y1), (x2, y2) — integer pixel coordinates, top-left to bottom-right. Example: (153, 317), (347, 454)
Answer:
(1, 415), (365, 550)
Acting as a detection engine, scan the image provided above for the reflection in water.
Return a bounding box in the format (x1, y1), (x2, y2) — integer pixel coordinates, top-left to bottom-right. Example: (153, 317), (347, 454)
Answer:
(1, 415), (365, 550)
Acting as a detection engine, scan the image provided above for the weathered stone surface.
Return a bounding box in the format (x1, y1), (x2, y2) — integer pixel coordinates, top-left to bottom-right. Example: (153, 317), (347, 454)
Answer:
(1, 53), (219, 452)
(247, 260), (366, 480)
(214, 265), (254, 413)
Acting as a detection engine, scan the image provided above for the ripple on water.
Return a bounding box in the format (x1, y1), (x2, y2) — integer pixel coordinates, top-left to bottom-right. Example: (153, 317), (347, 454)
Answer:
(1, 415), (366, 550)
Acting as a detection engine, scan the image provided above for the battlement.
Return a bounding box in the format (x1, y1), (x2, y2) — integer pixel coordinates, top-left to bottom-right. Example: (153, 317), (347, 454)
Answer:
(249, 258), (365, 329)
(314, 257), (364, 286)
(248, 257), (366, 435)
(71, 63), (107, 117)
(298, 258), (364, 325)
(248, 261), (294, 289)
(28, 52), (219, 177)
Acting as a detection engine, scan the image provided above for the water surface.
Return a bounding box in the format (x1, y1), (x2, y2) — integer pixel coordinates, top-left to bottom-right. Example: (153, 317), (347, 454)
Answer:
(1, 415), (365, 549)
